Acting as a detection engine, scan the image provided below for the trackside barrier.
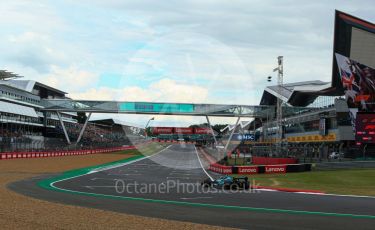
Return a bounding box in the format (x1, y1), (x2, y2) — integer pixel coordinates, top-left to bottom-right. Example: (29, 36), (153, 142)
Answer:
(208, 163), (233, 174)
(210, 163), (310, 175)
(198, 147), (310, 175)
(237, 166), (258, 174)
(264, 165), (287, 174)
(0, 146), (137, 161)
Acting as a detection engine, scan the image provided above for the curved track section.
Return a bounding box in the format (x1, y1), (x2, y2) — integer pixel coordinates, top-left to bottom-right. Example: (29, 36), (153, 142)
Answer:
(10, 144), (375, 229)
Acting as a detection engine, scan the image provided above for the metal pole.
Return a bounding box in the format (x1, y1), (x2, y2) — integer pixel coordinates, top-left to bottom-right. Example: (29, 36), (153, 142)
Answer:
(57, 112), (71, 144)
(144, 117), (154, 138)
(224, 116), (241, 155)
(205, 115), (218, 147)
(276, 56), (283, 143)
(76, 112), (91, 144)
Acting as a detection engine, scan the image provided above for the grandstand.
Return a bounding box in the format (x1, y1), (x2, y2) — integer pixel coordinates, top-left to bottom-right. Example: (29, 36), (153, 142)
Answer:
(0, 72), (142, 152)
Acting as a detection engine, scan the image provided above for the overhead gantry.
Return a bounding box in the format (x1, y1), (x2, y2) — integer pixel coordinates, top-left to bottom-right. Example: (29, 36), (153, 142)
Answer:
(41, 99), (273, 117)
(41, 99), (275, 152)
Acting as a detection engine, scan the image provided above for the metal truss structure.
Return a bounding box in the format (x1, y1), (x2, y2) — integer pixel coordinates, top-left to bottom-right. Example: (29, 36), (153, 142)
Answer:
(41, 99), (274, 118)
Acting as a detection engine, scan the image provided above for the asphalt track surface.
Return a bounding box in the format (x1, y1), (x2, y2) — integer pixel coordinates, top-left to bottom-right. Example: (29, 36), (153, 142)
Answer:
(10, 144), (375, 229)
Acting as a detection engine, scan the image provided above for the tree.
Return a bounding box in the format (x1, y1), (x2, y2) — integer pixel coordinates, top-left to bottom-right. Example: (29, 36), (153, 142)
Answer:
(212, 124), (227, 133)
(77, 112), (87, 124)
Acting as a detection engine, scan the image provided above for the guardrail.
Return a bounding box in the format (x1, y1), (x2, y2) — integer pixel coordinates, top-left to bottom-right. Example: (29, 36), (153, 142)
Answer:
(0, 146), (136, 160)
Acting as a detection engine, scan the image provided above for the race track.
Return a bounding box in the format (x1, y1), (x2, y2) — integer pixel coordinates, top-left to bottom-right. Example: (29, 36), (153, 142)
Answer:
(10, 144), (375, 229)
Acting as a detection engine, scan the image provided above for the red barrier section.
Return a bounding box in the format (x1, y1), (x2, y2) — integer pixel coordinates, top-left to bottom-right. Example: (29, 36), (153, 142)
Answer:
(152, 127), (174, 134)
(194, 127), (211, 134)
(209, 163), (233, 174)
(174, 127), (193, 134)
(252, 157), (297, 165)
(0, 146), (137, 160)
(265, 165), (287, 174)
(237, 166), (258, 174)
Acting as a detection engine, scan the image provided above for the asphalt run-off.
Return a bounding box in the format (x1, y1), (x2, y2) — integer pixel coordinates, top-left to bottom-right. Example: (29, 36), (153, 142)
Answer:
(10, 144), (375, 229)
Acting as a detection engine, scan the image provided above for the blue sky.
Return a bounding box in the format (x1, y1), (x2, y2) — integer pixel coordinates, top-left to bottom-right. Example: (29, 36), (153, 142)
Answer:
(0, 0), (374, 127)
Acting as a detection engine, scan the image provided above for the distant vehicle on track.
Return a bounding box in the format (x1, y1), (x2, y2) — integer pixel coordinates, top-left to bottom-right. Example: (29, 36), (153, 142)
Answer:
(201, 175), (250, 190)
(329, 152), (344, 159)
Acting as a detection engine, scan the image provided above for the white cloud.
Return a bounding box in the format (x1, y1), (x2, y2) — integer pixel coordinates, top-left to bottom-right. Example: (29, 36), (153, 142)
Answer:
(1, 0), (375, 126)
(69, 78), (208, 102)
(44, 65), (99, 91)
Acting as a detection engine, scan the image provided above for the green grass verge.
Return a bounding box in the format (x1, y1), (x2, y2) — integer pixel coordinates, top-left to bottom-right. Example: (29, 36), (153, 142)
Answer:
(236, 169), (375, 196)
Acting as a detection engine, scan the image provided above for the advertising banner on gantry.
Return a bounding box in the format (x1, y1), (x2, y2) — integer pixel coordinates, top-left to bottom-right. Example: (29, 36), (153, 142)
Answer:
(194, 128), (211, 134)
(335, 53), (375, 111)
(152, 127), (174, 134)
(174, 127), (193, 134)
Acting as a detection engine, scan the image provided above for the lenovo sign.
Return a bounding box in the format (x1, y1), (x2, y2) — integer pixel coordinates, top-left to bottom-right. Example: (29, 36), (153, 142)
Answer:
(265, 165), (286, 174)
(238, 166), (258, 174)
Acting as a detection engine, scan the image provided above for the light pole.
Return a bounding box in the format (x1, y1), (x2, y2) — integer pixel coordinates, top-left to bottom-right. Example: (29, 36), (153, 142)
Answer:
(273, 56), (283, 144)
(145, 117), (155, 138)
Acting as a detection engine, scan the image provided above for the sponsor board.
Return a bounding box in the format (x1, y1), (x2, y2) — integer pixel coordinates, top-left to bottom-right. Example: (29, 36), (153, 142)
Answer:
(287, 133), (336, 142)
(175, 127), (193, 134)
(152, 127), (174, 134)
(237, 166), (258, 174)
(194, 127), (211, 134)
(265, 165), (286, 174)
(209, 164), (233, 174)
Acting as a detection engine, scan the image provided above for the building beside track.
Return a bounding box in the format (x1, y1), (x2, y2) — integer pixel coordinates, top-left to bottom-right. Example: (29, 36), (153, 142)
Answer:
(222, 11), (375, 160)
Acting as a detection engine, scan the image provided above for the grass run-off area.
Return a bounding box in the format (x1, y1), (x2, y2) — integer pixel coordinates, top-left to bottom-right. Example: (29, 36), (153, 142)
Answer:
(239, 169), (375, 196)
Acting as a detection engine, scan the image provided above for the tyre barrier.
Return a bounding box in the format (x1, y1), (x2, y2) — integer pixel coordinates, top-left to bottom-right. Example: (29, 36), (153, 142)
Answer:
(0, 146), (136, 161)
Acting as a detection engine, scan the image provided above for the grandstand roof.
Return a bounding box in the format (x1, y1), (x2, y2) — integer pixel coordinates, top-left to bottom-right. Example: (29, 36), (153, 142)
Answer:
(260, 80), (337, 107)
(1, 80), (67, 95)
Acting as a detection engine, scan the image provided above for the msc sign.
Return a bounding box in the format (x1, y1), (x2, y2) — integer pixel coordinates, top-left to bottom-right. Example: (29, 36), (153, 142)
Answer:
(234, 134), (255, 141)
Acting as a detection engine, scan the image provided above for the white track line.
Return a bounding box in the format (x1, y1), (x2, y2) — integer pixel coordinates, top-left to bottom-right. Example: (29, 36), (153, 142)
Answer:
(87, 145), (171, 174)
(52, 145), (172, 189)
(194, 146), (214, 181)
(180, 197), (213, 200)
(313, 193), (375, 199)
